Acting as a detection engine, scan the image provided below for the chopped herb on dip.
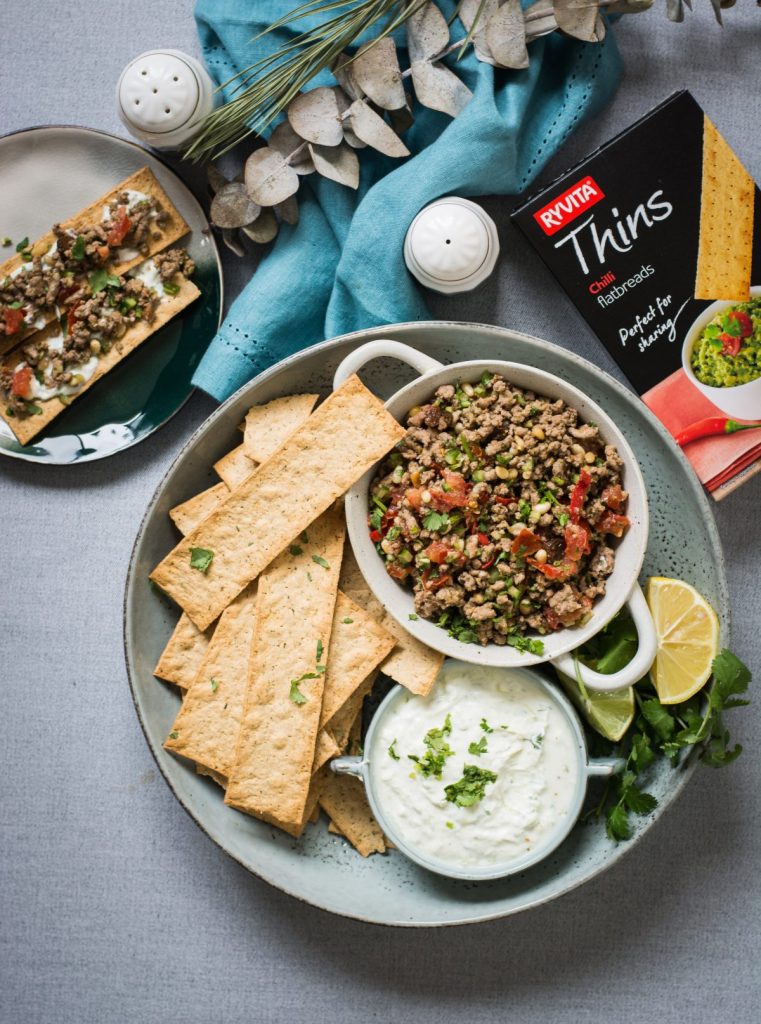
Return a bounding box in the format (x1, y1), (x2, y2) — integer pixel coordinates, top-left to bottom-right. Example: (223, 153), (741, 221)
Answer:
(445, 765), (498, 807)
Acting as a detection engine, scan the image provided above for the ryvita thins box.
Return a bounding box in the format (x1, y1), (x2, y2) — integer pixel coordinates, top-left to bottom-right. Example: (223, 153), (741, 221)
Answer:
(512, 91), (761, 500)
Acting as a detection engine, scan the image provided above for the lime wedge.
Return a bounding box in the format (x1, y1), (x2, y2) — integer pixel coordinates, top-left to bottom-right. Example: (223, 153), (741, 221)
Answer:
(556, 669), (635, 742)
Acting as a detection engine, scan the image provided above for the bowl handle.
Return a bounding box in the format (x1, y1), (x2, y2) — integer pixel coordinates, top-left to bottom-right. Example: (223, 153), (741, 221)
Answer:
(587, 757), (626, 777)
(333, 339), (444, 390)
(330, 755), (366, 779)
(550, 583), (658, 693)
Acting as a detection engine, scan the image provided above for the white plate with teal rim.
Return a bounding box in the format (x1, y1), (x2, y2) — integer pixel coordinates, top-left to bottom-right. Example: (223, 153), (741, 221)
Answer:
(124, 321), (728, 927)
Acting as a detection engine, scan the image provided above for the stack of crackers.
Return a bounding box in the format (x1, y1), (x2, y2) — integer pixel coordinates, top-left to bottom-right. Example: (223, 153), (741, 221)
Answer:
(151, 375), (444, 857)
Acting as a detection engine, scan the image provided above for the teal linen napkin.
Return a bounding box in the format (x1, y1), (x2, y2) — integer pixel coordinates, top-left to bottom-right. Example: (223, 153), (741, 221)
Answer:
(193, 0), (622, 400)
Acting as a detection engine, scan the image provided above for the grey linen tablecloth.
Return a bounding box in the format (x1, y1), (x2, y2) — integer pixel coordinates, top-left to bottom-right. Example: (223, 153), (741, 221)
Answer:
(0, 3), (759, 1022)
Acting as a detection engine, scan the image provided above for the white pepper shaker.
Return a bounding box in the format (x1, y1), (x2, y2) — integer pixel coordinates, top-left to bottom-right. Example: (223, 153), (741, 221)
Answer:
(116, 49), (217, 151)
(404, 197), (500, 294)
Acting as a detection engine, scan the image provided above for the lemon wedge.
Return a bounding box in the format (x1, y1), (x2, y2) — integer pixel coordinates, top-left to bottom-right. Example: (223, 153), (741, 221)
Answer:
(556, 670), (635, 742)
(645, 577), (720, 705)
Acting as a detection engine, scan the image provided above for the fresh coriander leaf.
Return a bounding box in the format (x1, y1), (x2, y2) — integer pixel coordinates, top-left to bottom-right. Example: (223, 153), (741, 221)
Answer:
(88, 269), (120, 294)
(189, 547), (214, 573)
(342, 617), (354, 624)
(311, 554), (329, 569)
(423, 510), (446, 532)
(710, 649), (752, 708)
(388, 739), (400, 761)
(640, 698), (675, 740)
(163, 281), (180, 296)
(605, 803), (630, 841)
(15, 236), (29, 253)
(507, 634), (544, 656)
(630, 732), (655, 770)
(289, 545), (303, 556)
(316, 639), (324, 663)
(168, 731), (179, 740)
(408, 714), (454, 778)
(210, 678), (219, 693)
(24, 401), (43, 415)
(289, 679), (308, 705)
(446, 821), (454, 829)
(530, 733), (544, 749)
(408, 613), (418, 621)
(468, 735), (487, 756)
(445, 765), (498, 807)
(480, 718), (493, 733)
(71, 234), (86, 261)
(622, 785), (658, 815)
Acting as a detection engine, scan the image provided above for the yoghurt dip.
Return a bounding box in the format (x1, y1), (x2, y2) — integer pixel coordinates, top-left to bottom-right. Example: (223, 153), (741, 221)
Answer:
(370, 663), (582, 873)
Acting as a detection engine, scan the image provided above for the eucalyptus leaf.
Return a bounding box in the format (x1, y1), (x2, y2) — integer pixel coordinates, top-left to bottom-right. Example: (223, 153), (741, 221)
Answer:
(244, 147), (300, 206)
(210, 181), (261, 229)
(206, 164), (228, 195)
(708, 0), (723, 24)
(348, 99), (410, 158)
(485, 0), (529, 69)
(458, 0), (500, 65)
(241, 207), (279, 243)
(308, 142), (360, 189)
(523, 0), (558, 39)
(343, 125), (368, 149)
(409, 60), (472, 119)
(554, 0), (606, 42)
(221, 229), (245, 257)
(389, 100), (415, 136)
(288, 86), (345, 147)
(332, 52), (361, 101)
(407, 1), (451, 63)
(351, 37), (406, 111)
(274, 194), (299, 226)
(665, 0), (684, 21)
(268, 120), (315, 174)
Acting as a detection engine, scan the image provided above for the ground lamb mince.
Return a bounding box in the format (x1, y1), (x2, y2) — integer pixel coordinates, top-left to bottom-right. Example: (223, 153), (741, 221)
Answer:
(0, 195), (170, 339)
(369, 372), (630, 647)
(0, 250), (195, 419)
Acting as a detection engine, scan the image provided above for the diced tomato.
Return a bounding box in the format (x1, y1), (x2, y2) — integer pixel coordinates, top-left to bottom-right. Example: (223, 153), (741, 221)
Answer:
(386, 562), (411, 582)
(527, 557), (579, 581)
(601, 484), (626, 511)
(493, 495), (512, 507)
(422, 569), (451, 592)
(728, 310), (753, 338)
(96, 245), (110, 262)
(10, 365), (32, 398)
(569, 468), (592, 523)
(597, 511), (630, 538)
(564, 523), (591, 561)
(544, 607), (562, 631)
(477, 532), (489, 546)
(430, 471), (471, 510)
(369, 529), (382, 543)
(510, 529), (542, 557)
(719, 332), (741, 357)
(405, 487), (424, 509)
(425, 540), (452, 564)
(2, 306), (24, 335)
(106, 207), (131, 247)
(480, 555), (496, 571)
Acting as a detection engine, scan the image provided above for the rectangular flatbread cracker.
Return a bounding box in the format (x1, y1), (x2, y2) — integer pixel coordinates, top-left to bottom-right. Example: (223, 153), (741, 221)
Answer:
(243, 393), (319, 463)
(150, 375), (405, 631)
(164, 585), (258, 777)
(695, 116), (755, 301)
(339, 547), (443, 696)
(319, 592), (395, 728)
(213, 444), (257, 489)
(1, 274), (200, 445)
(154, 612), (214, 690)
(224, 507), (345, 832)
(170, 482), (229, 536)
(326, 671), (375, 753)
(312, 729), (341, 774)
(0, 167), (190, 354)
(319, 773), (386, 857)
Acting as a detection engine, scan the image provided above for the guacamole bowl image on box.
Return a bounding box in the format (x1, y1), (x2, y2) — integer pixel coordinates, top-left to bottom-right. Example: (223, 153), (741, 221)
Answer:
(683, 287), (761, 420)
(331, 661), (623, 881)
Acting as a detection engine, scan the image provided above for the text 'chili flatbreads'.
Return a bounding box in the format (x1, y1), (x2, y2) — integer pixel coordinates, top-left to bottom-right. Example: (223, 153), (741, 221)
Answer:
(695, 116), (755, 302)
(154, 612), (214, 690)
(150, 374), (406, 631)
(224, 506), (345, 834)
(243, 393), (319, 463)
(164, 584), (257, 778)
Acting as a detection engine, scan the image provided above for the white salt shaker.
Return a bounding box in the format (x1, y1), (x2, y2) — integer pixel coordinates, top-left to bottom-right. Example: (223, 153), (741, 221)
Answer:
(117, 49), (217, 151)
(404, 197), (500, 294)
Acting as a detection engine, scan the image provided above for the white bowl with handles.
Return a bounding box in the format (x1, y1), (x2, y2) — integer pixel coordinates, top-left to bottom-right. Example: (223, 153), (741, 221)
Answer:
(334, 339), (657, 693)
(681, 286), (761, 420)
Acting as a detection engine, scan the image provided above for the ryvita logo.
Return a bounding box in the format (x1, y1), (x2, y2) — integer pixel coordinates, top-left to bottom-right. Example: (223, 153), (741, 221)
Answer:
(533, 176), (605, 236)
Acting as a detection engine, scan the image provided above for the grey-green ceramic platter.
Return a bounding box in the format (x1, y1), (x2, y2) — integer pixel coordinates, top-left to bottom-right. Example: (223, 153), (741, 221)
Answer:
(0, 125), (222, 465)
(124, 321), (729, 927)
